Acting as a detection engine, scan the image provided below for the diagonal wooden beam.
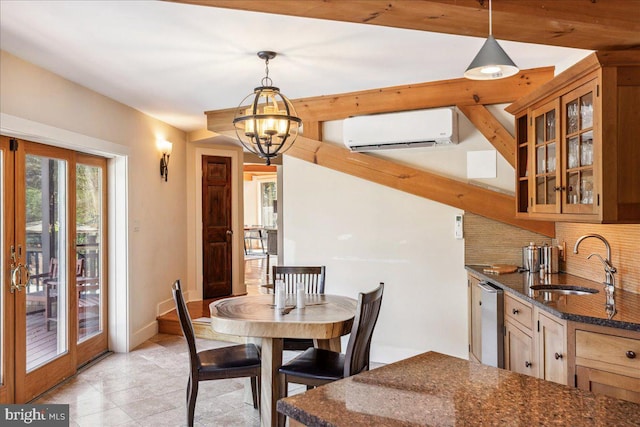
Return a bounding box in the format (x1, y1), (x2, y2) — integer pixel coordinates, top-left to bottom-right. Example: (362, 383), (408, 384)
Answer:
(457, 104), (516, 168)
(167, 0), (640, 50)
(206, 67), (554, 132)
(216, 130), (554, 237)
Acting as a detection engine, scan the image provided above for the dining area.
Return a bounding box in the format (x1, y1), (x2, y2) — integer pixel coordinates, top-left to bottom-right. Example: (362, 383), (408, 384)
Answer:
(170, 264), (385, 427)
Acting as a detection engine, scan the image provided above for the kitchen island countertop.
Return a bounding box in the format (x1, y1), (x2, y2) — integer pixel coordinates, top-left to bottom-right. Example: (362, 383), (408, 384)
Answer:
(277, 351), (640, 426)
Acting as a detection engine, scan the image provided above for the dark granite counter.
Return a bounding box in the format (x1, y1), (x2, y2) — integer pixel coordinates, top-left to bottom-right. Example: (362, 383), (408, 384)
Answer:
(466, 265), (640, 331)
(277, 351), (640, 426)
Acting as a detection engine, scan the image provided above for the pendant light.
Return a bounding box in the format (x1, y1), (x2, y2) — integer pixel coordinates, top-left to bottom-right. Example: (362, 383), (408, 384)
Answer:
(233, 51), (302, 165)
(464, 0), (519, 80)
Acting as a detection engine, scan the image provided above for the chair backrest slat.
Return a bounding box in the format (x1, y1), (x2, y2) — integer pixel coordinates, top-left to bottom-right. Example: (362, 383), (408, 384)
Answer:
(172, 280), (199, 372)
(344, 282), (384, 377)
(272, 266), (326, 294)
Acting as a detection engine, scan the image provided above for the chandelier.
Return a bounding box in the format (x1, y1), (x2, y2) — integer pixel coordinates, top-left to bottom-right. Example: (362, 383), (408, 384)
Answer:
(233, 51), (302, 165)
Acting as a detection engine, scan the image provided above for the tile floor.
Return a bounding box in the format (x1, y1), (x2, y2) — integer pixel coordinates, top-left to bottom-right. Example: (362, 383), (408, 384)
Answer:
(34, 333), (304, 427)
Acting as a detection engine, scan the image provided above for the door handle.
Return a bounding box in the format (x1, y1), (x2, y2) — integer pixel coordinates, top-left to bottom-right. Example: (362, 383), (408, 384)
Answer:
(10, 263), (29, 293)
(226, 230), (233, 235)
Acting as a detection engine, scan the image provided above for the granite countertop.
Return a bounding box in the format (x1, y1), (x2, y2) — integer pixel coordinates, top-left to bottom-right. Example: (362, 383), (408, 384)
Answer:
(277, 351), (640, 426)
(466, 265), (640, 331)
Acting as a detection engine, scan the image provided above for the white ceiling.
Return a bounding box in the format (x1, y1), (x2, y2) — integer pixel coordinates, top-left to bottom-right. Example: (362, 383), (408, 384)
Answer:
(0, 1), (592, 132)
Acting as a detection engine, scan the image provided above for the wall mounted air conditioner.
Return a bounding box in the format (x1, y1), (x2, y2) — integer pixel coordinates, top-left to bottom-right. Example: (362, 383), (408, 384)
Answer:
(343, 107), (458, 152)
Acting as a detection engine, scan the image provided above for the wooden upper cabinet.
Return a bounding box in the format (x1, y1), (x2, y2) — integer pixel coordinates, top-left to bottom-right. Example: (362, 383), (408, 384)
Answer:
(507, 50), (640, 223)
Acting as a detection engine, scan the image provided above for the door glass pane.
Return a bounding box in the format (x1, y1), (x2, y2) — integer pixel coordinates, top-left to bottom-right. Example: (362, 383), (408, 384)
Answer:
(580, 171), (594, 205)
(580, 92), (593, 129)
(566, 172), (579, 205)
(547, 176), (557, 204)
(76, 164), (102, 341)
(546, 110), (556, 140)
(580, 131), (594, 167)
(536, 177), (545, 204)
(567, 100), (579, 134)
(547, 143), (556, 173)
(25, 155), (67, 372)
(535, 115), (544, 145)
(567, 137), (579, 169)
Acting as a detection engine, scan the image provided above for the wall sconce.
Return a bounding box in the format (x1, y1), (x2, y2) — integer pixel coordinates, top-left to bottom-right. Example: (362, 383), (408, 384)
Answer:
(158, 139), (173, 182)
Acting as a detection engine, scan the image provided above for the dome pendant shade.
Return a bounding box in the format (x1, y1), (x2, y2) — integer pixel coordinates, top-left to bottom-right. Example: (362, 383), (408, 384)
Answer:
(464, 36), (519, 80)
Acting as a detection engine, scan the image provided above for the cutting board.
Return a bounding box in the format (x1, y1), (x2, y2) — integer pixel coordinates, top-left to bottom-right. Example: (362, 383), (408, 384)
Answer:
(483, 264), (519, 275)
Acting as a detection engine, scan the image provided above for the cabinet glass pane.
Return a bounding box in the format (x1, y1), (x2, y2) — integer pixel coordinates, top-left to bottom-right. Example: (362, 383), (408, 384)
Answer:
(535, 115), (545, 145)
(536, 177), (545, 204)
(567, 137), (579, 169)
(580, 171), (594, 205)
(546, 110), (556, 140)
(547, 176), (557, 204)
(536, 146), (545, 174)
(566, 172), (579, 205)
(580, 92), (594, 129)
(580, 131), (594, 166)
(547, 143), (556, 172)
(567, 100), (579, 134)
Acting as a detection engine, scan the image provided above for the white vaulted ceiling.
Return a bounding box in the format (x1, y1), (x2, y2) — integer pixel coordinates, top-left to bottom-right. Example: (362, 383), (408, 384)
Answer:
(0, 1), (591, 132)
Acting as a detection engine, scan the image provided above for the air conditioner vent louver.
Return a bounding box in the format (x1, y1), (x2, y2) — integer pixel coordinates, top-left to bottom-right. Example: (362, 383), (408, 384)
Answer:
(343, 108), (458, 152)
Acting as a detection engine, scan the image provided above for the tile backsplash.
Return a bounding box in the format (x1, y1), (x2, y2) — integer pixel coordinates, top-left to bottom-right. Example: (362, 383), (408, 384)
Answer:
(556, 223), (639, 294)
(464, 213), (639, 294)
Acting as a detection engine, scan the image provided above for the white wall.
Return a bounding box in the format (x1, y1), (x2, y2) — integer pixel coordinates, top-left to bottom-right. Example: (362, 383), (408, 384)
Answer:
(0, 50), (188, 350)
(244, 180), (259, 226)
(283, 108), (517, 363)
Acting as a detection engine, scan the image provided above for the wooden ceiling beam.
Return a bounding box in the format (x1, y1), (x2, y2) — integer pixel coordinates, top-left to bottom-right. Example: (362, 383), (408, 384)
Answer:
(206, 67), (554, 132)
(217, 130), (554, 236)
(457, 104), (516, 168)
(168, 0), (640, 51)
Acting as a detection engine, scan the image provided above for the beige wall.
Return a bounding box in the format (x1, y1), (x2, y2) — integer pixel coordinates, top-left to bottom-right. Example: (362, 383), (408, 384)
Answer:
(1, 50), (188, 349)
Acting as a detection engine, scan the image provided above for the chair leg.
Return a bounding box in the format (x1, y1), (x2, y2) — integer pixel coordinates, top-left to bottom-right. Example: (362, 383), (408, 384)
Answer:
(186, 376), (198, 427)
(277, 374), (288, 427)
(250, 376), (259, 410)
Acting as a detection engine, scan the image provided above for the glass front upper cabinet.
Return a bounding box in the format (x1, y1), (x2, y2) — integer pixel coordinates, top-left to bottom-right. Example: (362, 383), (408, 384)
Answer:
(530, 100), (560, 214)
(562, 80), (597, 215)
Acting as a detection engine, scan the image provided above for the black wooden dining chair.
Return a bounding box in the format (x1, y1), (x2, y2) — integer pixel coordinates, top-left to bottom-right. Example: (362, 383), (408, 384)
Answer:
(272, 265), (326, 351)
(171, 280), (261, 427)
(277, 282), (384, 424)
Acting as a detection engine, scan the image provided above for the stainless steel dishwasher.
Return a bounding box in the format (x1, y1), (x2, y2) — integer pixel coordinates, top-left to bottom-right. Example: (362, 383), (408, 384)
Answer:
(479, 281), (504, 368)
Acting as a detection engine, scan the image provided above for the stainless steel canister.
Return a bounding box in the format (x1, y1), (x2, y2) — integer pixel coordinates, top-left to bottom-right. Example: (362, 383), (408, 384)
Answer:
(540, 245), (559, 273)
(522, 242), (540, 272)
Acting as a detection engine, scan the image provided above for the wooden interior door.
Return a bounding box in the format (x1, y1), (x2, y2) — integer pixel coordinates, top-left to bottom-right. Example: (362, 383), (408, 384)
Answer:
(202, 155), (233, 299)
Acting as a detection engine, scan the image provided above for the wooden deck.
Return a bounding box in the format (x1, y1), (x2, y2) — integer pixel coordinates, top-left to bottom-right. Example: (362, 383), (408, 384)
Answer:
(26, 311), (60, 371)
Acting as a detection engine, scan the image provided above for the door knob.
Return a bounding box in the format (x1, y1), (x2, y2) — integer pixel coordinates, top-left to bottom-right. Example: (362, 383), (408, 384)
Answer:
(554, 352), (563, 360)
(525, 361), (532, 368)
(226, 230), (233, 235)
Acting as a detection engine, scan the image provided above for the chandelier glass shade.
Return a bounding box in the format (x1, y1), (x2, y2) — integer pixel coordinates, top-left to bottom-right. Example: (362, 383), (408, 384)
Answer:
(233, 52), (302, 165)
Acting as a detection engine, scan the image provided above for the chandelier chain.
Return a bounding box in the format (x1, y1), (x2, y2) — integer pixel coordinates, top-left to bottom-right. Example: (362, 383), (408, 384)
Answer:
(261, 57), (273, 87)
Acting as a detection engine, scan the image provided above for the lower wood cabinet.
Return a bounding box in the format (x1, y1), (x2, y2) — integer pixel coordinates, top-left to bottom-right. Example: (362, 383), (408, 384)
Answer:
(537, 311), (567, 385)
(503, 292), (567, 385)
(569, 322), (640, 404)
(505, 319), (536, 377)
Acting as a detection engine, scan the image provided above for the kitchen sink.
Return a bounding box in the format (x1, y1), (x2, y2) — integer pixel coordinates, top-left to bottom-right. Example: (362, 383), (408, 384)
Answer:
(530, 285), (599, 295)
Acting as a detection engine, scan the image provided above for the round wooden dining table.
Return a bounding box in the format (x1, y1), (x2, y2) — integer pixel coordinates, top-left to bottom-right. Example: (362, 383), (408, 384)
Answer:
(210, 293), (357, 427)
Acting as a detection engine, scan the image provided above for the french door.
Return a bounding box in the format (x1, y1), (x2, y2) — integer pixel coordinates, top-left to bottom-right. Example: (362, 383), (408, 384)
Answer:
(1, 136), (108, 403)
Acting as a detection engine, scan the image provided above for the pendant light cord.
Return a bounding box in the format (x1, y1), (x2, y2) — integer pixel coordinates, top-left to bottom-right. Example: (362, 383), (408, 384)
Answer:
(488, 0), (493, 36)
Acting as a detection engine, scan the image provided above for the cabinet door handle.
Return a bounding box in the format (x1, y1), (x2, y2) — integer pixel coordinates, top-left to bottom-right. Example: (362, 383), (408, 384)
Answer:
(525, 361), (532, 368)
(626, 351), (636, 359)
(554, 352), (563, 360)
(512, 308), (519, 315)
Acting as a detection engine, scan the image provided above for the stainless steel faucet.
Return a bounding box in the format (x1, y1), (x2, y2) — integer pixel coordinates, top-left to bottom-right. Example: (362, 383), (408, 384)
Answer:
(573, 234), (617, 294)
